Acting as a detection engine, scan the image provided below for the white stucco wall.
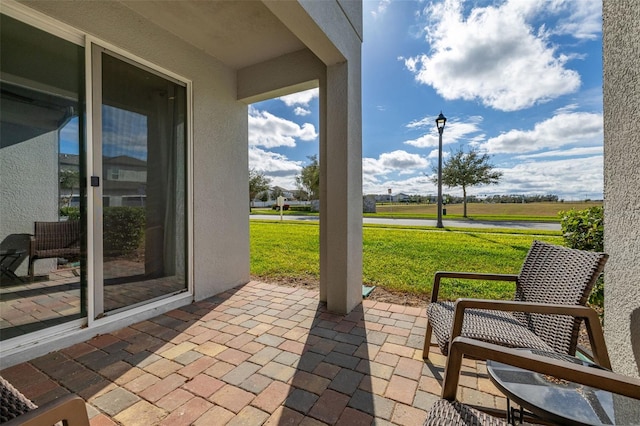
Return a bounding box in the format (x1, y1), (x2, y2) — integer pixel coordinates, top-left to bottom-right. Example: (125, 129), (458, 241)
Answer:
(23, 1), (251, 300)
(602, 0), (640, 378)
(0, 131), (58, 276)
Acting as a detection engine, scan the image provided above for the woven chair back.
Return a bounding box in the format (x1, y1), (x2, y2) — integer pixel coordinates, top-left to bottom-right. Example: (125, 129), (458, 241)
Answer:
(513, 240), (608, 355)
(33, 221), (80, 251)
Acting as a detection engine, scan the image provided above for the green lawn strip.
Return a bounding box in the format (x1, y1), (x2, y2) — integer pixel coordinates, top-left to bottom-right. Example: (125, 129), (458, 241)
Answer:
(362, 223), (561, 237)
(363, 213), (559, 222)
(250, 221), (563, 301)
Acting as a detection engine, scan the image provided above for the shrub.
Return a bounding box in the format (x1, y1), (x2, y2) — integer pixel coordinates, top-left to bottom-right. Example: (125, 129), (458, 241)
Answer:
(559, 206), (604, 309)
(60, 206), (80, 221)
(103, 207), (146, 256)
(290, 205), (311, 212)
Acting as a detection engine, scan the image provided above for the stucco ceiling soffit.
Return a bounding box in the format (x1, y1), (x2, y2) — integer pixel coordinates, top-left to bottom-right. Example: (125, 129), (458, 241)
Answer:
(119, 0), (305, 70)
(262, 0), (351, 66)
(237, 49), (322, 104)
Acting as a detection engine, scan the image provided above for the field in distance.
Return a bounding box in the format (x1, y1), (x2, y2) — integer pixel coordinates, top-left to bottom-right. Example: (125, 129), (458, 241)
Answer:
(374, 201), (602, 220)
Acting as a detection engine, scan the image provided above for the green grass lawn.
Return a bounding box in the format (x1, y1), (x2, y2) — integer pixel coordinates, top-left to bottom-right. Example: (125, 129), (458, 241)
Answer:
(250, 221), (563, 301)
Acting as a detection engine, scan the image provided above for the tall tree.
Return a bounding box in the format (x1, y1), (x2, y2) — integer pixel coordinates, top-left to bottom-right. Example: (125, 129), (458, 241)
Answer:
(432, 147), (502, 217)
(249, 169), (271, 210)
(59, 169), (79, 207)
(295, 155), (320, 201)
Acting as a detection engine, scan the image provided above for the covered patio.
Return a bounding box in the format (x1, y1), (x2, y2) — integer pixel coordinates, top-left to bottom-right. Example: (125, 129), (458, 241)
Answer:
(0, 281), (505, 425)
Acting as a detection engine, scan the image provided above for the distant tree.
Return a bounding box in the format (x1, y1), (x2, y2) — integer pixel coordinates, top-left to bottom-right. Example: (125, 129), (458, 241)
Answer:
(59, 169), (79, 207)
(272, 187), (284, 199)
(432, 147), (502, 217)
(295, 155), (320, 201)
(293, 189), (308, 201)
(249, 169), (271, 210)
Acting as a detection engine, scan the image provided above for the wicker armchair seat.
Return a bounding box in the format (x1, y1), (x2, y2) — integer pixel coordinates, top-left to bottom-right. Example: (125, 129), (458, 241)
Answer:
(428, 301), (553, 356)
(424, 400), (507, 426)
(0, 376), (36, 423)
(31, 247), (79, 259)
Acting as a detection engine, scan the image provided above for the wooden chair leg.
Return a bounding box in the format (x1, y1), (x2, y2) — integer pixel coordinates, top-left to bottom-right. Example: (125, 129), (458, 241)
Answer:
(423, 320), (433, 360)
(28, 258), (35, 282)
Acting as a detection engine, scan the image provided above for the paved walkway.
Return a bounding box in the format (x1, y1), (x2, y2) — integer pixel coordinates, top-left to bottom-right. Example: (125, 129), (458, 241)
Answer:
(250, 215), (561, 231)
(0, 281), (506, 425)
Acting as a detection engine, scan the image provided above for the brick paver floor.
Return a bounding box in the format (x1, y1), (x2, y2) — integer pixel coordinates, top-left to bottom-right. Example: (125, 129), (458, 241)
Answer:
(0, 281), (507, 425)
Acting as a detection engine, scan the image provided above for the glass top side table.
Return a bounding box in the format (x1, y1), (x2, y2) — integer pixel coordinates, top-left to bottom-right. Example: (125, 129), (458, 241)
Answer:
(486, 349), (640, 425)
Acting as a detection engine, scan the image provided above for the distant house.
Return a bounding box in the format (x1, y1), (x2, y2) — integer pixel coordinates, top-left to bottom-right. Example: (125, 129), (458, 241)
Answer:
(395, 193), (411, 202)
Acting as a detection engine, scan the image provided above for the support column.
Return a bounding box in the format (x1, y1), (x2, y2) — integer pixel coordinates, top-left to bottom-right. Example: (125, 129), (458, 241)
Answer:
(319, 60), (362, 314)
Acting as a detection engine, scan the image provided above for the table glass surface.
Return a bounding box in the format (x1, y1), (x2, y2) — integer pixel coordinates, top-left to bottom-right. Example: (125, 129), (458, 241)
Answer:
(487, 352), (640, 425)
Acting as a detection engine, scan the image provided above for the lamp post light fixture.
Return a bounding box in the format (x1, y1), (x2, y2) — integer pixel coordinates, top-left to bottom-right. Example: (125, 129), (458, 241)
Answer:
(435, 112), (447, 228)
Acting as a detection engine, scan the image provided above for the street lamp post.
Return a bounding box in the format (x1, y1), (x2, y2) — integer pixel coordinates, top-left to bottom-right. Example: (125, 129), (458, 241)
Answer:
(435, 112), (447, 228)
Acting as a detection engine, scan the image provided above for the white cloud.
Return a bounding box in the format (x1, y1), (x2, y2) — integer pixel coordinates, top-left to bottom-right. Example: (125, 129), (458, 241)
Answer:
(363, 155), (603, 200)
(491, 156), (603, 199)
(278, 88), (319, 107)
(362, 150), (430, 191)
(405, 116), (483, 148)
(103, 106), (148, 159)
(364, 150), (429, 176)
(480, 112), (602, 154)
(363, 174), (436, 196)
(249, 147), (302, 189)
(248, 107), (317, 148)
(553, 0), (602, 40)
(379, 150), (429, 169)
(554, 103), (579, 115)
(515, 146), (602, 160)
(403, 133), (440, 149)
(371, 0), (391, 19)
(403, 0), (581, 111)
(294, 107), (311, 116)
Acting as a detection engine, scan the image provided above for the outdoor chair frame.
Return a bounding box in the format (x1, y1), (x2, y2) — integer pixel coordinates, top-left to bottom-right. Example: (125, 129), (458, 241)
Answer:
(424, 337), (640, 426)
(1, 375), (89, 426)
(423, 240), (610, 367)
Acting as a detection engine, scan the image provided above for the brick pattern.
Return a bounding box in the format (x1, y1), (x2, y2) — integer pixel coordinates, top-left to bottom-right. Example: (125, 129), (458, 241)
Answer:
(0, 281), (507, 425)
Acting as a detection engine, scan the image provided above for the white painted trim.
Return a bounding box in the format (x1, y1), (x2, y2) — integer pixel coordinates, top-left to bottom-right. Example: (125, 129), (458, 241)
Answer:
(186, 79), (195, 295)
(89, 42), (105, 318)
(85, 35), (190, 89)
(85, 35), (96, 327)
(0, 0), (84, 45)
(0, 319), (85, 357)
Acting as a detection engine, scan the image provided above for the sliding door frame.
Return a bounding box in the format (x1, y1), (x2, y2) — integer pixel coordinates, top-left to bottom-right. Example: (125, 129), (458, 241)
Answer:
(86, 36), (194, 325)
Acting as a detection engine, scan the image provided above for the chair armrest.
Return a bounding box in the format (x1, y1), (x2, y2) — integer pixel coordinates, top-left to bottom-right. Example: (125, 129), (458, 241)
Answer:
(431, 272), (518, 303)
(442, 337), (640, 401)
(29, 235), (36, 256)
(450, 299), (611, 369)
(4, 394), (89, 426)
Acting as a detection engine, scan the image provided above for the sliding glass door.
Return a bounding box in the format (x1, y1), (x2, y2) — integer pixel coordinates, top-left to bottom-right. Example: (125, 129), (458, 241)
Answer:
(1, 11), (190, 344)
(0, 14), (86, 340)
(92, 47), (188, 315)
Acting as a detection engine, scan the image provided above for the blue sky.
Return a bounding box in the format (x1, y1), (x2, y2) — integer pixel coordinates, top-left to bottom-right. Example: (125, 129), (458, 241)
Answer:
(249, 0), (604, 201)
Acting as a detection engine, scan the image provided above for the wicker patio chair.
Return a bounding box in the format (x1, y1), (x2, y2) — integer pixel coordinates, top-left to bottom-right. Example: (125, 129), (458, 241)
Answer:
(424, 337), (640, 426)
(28, 221), (80, 280)
(423, 240), (610, 368)
(1, 375), (89, 425)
